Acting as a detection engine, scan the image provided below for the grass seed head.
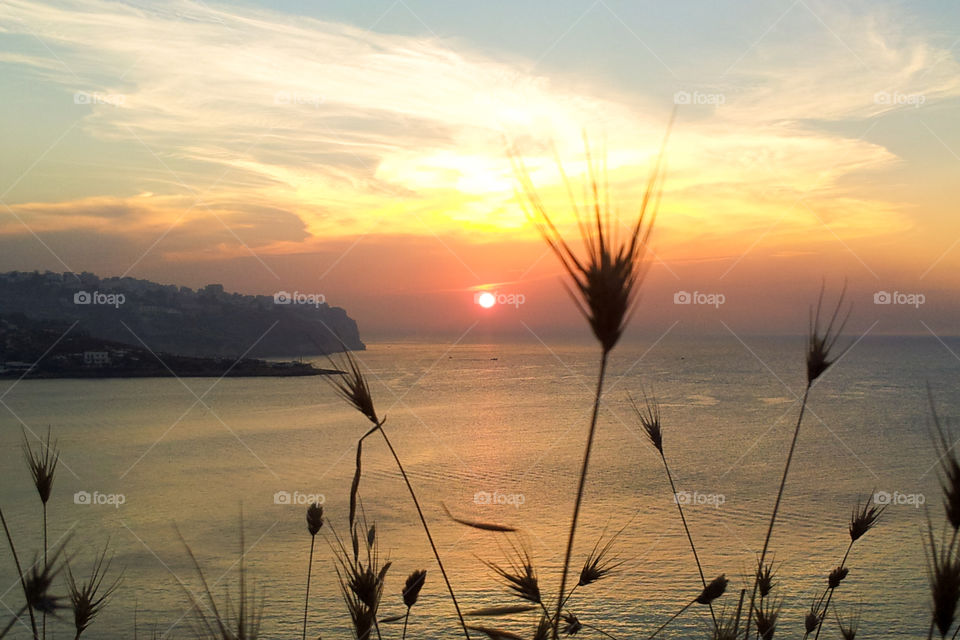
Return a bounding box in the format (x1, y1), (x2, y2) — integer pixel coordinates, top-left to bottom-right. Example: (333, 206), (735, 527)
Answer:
(828, 566), (849, 589)
(578, 529), (623, 587)
(805, 600), (822, 634)
(629, 391), (663, 454)
(402, 570), (426, 608)
(941, 458), (960, 531)
(754, 598), (781, 640)
(534, 616), (553, 640)
(756, 559), (777, 598)
(711, 612), (739, 640)
(561, 612), (582, 635)
(67, 544), (122, 638)
(327, 350), (380, 426)
(306, 503), (324, 536)
(26, 561), (63, 615)
(22, 427), (59, 505)
(849, 497), (884, 542)
(513, 128), (670, 354)
(484, 542), (541, 605)
(835, 606), (861, 640)
(930, 390), (960, 531)
(696, 574), (728, 605)
(24, 542), (69, 615)
(806, 282), (851, 385)
(927, 526), (960, 637)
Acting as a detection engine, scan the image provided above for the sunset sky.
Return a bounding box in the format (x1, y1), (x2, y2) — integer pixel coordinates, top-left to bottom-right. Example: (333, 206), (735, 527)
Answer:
(1, 0), (958, 338)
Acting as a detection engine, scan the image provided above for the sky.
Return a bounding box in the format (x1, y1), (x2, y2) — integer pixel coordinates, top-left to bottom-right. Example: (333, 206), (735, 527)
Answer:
(0, 0), (958, 340)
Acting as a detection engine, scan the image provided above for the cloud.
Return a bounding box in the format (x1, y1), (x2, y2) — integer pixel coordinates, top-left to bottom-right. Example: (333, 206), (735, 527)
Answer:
(3, 195), (308, 257)
(0, 0), (956, 268)
(714, 1), (960, 122)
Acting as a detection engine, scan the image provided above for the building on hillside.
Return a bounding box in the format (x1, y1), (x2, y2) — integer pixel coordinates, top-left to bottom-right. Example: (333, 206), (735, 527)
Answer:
(83, 351), (111, 366)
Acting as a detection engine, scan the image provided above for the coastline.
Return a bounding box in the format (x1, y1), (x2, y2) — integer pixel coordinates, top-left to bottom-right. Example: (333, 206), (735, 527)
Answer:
(0, 361), (342, 379)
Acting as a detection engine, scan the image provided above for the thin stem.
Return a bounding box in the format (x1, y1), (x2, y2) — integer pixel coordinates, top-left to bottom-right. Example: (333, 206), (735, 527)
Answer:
(951, 543), (960, 640)
(537, 601), (555, 627)
(0, 604), (29, 639)
(302, 535), (316, 640)
(375, 425), (471, 639)
(581, 622), (621, 640)
(814, 590), (835, 639)
(239, 517), (247, 640)
(0, 507), (38, 640)
(556, 583), (580, 615)
(41, 503), (47, 640)
(949, 526), (960, 639)
(553, 350), (610, 637)
(646, 599), (694, 640)
(744, 384), (811, 640)
(813, 539), (854, 640)
(660, 452), (716, 629)
(733, 588), (745, 637)
(402, 609), (410, 640)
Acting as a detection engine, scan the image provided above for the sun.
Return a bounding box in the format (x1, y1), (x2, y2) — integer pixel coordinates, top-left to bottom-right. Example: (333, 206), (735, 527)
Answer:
(477, 291), (496, 308)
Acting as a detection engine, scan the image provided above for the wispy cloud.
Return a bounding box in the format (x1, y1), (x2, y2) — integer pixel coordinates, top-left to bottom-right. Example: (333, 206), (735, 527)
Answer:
(0, 0), (957, 265)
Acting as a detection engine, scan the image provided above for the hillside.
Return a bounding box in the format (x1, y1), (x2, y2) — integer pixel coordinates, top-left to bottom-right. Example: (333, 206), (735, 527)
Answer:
(0, 271), (363, 358)
(0, 314), (337, 378)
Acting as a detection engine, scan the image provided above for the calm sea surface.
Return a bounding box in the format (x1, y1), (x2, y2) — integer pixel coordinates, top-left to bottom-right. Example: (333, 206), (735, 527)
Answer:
(1, 335), (959, 639)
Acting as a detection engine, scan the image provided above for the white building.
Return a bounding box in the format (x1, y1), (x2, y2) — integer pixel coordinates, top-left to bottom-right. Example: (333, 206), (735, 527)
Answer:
(83, 351), (111, 366)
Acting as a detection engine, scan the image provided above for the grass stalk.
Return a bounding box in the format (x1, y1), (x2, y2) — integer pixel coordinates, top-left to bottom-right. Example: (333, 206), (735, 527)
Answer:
(581, 621), (621, 639)
(41, 503), (47, 640)
(659, 450), (716, 628)
(0, 506), (38, 640)
(553, 349), (610, 637)
(302, 535), (316, 640)
(733, 588), (746, 636)
(744, 384), (811, 639)
(813, 539), (854, 640)
(374, 422), (471, 639)
(646, 599), (694, 639)
(0, 605), (29, 639)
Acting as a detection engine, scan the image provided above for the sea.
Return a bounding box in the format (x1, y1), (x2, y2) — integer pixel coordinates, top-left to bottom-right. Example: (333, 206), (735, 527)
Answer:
(1, 335), (958, 639)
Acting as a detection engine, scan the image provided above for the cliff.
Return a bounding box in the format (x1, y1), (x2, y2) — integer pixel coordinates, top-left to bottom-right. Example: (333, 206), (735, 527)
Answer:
(0, 271), (364, 357)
